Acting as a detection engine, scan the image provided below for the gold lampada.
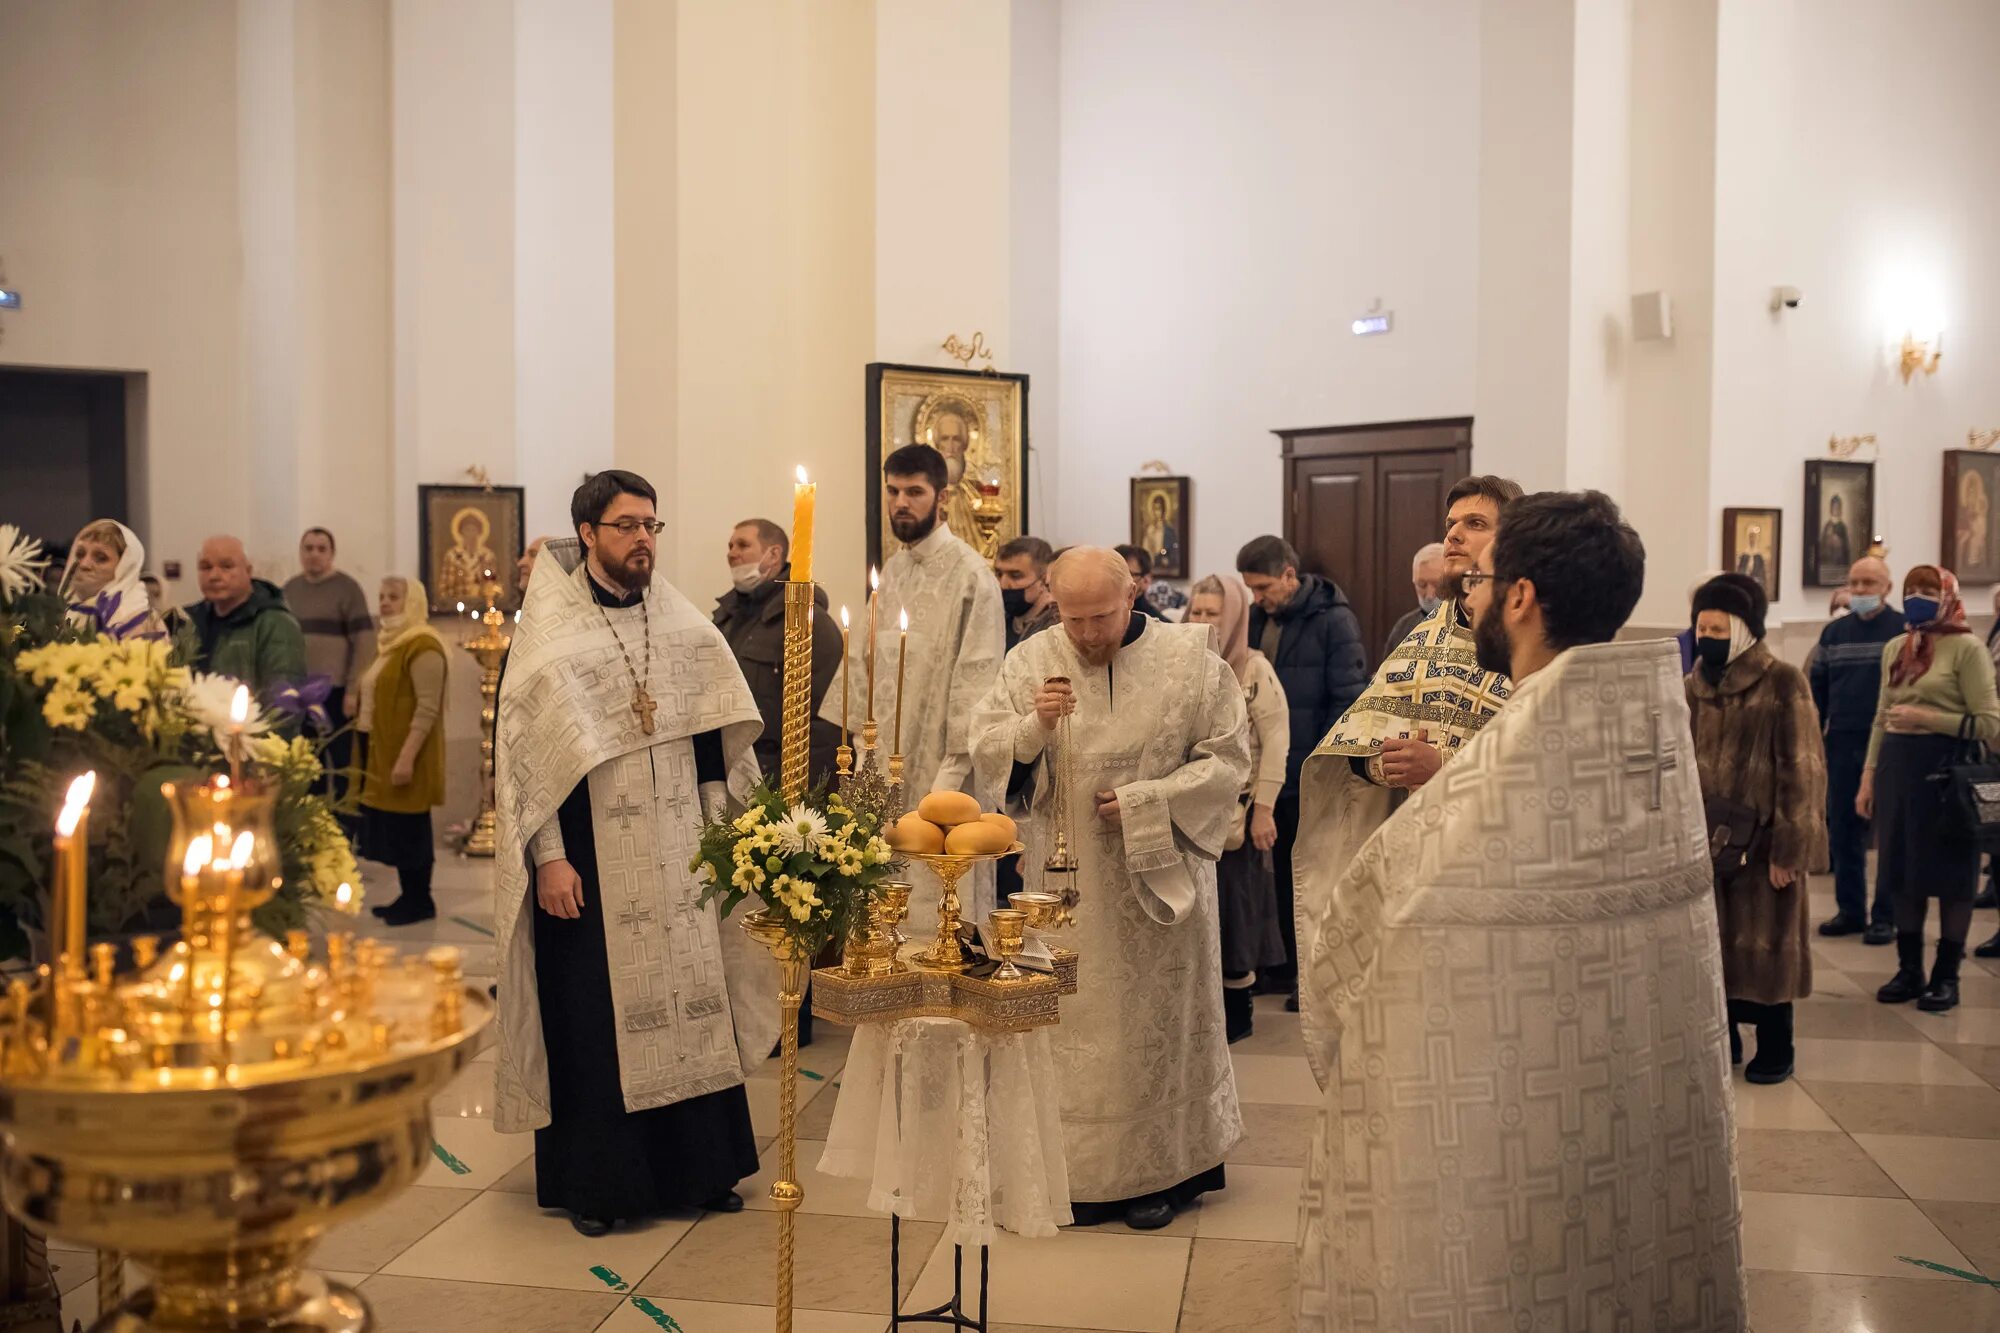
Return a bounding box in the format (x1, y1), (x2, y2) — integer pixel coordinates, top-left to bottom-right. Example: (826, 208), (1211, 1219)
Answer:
(460, 570), (512, 858)
(0, 772), (489, 1333)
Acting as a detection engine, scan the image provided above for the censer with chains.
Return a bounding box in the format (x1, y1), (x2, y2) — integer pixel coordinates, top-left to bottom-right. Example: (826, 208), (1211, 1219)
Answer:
(1041, 676), (1082, 926)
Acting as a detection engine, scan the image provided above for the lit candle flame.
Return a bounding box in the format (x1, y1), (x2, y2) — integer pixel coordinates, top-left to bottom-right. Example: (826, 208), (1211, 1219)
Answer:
(56, 772), (96, 838)
(900, 607), (909, 632)
(184, 834), (214, 876)
(456, 601), (465, 614)
(215, 774), (231, 791)
(796, 464), (809, 485)
(334, 882), (354, 909)
(870, 567), (880, 593)
(229, 685), (250, 727)
(229, 830), (255, 869)
(840, 605), (850, 629)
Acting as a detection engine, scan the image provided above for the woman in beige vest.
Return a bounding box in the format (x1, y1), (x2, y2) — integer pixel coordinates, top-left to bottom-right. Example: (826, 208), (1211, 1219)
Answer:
(358, 576), (448, 925)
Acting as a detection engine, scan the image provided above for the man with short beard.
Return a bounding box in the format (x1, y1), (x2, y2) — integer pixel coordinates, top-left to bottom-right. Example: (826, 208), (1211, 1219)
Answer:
(491, 470), (778, 1237)
(970, 547), (1250, 1231)
(823, 443), (1006, 930)
(1288, 475), (1519, 1016)
(1296, 492), (1743, 1331)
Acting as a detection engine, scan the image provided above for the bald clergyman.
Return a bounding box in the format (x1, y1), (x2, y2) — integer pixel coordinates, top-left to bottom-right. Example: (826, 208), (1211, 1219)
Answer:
(1808, 555), (1906, 941)
(969, 547), (1249, 1232)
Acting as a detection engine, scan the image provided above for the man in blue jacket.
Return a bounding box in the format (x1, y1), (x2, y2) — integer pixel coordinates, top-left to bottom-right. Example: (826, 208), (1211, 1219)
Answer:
(1809, 556), (1904, 944)
(1238, 535), (1369, 1005)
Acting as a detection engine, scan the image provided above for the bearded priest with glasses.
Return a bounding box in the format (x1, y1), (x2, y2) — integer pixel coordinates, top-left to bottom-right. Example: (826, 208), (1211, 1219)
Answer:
(492, 469), (779, 1238)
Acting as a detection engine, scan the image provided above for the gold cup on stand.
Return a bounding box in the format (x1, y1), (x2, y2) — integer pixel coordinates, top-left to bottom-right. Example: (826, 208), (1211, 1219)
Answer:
(987, 909), (1027, 981)
(906, 845), (1023, 973)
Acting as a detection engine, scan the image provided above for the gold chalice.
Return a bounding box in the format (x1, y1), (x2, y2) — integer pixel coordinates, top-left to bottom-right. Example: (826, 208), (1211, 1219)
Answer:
(987, 909), (1028, 981)
(1008, 891), (1062, 931)
(906, 845), (1025, 972)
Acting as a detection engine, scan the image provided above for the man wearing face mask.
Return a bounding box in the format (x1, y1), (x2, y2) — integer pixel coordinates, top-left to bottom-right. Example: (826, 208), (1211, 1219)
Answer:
(994, 535), (1059, 650)
(713, 518), (844, 787)
(1379, 542), (1447, 663)
(1808, 556), (1905, 944)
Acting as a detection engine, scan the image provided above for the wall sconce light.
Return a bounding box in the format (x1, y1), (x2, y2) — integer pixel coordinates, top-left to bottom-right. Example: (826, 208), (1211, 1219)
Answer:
(1897, 330), (1943, 382)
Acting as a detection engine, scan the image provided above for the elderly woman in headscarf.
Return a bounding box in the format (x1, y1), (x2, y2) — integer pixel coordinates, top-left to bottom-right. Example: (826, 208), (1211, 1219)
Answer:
(1859, 565), (2000, 1011)
(1186, 573), (1289, 1042)
(1686, 573), (1827, 1084)
(57, 519), (164, 640)
(358, 576), (449, 926)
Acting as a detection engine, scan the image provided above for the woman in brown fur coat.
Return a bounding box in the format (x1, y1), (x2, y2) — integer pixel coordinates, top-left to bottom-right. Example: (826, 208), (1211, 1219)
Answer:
(1686, 573), (1829, 1084)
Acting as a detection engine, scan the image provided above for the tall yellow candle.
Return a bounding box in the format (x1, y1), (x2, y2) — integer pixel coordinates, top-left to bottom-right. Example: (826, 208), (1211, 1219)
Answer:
(866, 567), (880, 724)
(52, 772), (96, 970)
(791, 465), (816, 584)
(894, 608), (909, 755)
(839, 606), (852, 747)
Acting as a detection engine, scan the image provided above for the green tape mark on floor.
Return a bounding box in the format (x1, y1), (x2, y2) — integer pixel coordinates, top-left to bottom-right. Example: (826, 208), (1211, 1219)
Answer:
(430, 1141), (471, 1175)
(1897, 1256), (2000, 1286)
(801, 1068), (824, 1081)
(449, 915), (496, 937)
(589, 1264), (629, 1292)
(629, 1297), (684, 1330)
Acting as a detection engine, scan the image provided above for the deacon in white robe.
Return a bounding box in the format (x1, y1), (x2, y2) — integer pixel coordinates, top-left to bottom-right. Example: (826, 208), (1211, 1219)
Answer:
(824, 443), (1006, 927)
(970, 547), (1249, 1231)
(492, 476), (777, 1234)
(1297, 491), (1743, 1331)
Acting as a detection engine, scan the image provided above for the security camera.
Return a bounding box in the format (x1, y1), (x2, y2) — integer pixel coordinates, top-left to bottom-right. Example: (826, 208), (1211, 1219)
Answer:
(1770, 286), (1801, 312)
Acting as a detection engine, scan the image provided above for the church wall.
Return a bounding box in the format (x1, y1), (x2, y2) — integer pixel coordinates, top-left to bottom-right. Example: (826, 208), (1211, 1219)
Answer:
(0, 0), (250, 589)
(1008, 0), (1065, 541)
(1055, 0), (1480, 580)
(1704, 0), (2000, 649)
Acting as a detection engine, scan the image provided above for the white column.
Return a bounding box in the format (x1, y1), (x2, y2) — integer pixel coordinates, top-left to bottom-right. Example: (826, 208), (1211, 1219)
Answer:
(514, 0), (615, 545)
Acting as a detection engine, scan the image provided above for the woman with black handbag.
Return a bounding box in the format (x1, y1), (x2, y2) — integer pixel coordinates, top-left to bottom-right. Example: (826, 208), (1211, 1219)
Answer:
(1687, 574), (1827, 1084)
(1858, 565), (2000, 1012)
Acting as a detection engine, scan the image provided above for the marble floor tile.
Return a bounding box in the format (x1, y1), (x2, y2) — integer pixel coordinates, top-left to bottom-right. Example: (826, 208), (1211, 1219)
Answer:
(1228, 1103), (1318, 1167)
(1728, 1075), (1840, 1132)
(1734, 1129), (1901, 1197)
(1792, 994), (1932, 1040)
(382, 1189), (696, 1291)
(314, 1185), (472, 1273)
(1800, 1079), (2000, 1139)
(1896, 1002), (2000, 1046)
(596, 1297), (889, 1332)
(638, 1210), (938, 1314)
(797, 1078), (844, 1140)
(748, 1074), (834, 1143)
(430, 1057), (497, 1120)
(1739, 1190), (1972, 1278)
(1939, 1043), (2000, 1090)
(1744, 1269), (2000, 1333)
(1852, 1133), (2000, 1203)
(1789, 1037), (1986, 1087)
(1915, 1199), (2000, 1278)
(902, 1226), (1191, 1333)
(1809, 968), (1867, 999)
(356, 1274), (621, 1333)
(495, 1155), (538, 1194)
(1189, 1163), (1303, 1243)
(1179, 1238), (1298, 1333)
(1951, 971), (2000, 1005)
(419, 1114), (536, 1190)
(1227, 1053), (1321, 1106)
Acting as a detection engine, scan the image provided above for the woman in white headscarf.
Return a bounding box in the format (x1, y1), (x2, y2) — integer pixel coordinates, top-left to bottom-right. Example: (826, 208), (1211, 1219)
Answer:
(1187, 573), (1289, 1042)
(57, 519), (165, 640)
(357, 575), (449, 925)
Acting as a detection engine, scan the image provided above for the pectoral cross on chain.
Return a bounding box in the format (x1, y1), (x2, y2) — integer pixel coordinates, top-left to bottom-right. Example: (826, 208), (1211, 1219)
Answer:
(1622, 708), (1677, 811)
(632, 686), (659, 736)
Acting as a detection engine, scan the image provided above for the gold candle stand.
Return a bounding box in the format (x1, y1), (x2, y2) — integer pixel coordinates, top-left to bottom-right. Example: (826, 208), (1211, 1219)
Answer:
(459, 577), (512, 858)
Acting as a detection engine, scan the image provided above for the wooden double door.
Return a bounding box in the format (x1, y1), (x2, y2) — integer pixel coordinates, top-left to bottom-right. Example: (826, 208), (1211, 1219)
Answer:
(1276, 418), (1472, 663)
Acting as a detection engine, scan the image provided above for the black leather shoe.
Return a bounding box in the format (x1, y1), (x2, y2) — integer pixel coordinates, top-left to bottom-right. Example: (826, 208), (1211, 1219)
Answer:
(1862, 923), (1896, 946)
(1123, 1199), (1175, 1231)
(1283, 992), (1300, 1014)
(1729, 1022), (1742, 1066)
(703, 1191), (746, 1214)
(1918, 941), (1964, 1013)
(570, 1214), (614, 1238)
(380, 898), (437, 927)
(1975, 932), (2000, 960)
(1818, 914), (1864, 937)
(1878, 933), (1927, 1004)
(1975, 884), (1997, 910)
(1223, 987), (1254, 1044)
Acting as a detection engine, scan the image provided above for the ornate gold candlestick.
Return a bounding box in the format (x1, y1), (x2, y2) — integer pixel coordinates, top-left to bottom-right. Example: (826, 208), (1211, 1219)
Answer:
(459, 573), (511, 858)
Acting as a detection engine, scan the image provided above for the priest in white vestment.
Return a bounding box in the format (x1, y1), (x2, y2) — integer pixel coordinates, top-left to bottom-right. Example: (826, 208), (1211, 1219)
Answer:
(1297, 491), (1744, 1331)
(971, 547), (1249, 1231)
(824, 443), (1006, 929)
(492, 472), (778, 1237)
(1294, 475), (1518, 1062)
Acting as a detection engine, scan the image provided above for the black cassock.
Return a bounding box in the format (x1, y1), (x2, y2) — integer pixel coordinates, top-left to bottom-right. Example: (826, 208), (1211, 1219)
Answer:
(529, 578), (760, 1220)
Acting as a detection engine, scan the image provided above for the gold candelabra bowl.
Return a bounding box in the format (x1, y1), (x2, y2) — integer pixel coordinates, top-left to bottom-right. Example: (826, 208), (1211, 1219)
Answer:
(842, 881), (911, 979)
(0, 773), (493, 1332)
(904, 844), (1024, 973)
